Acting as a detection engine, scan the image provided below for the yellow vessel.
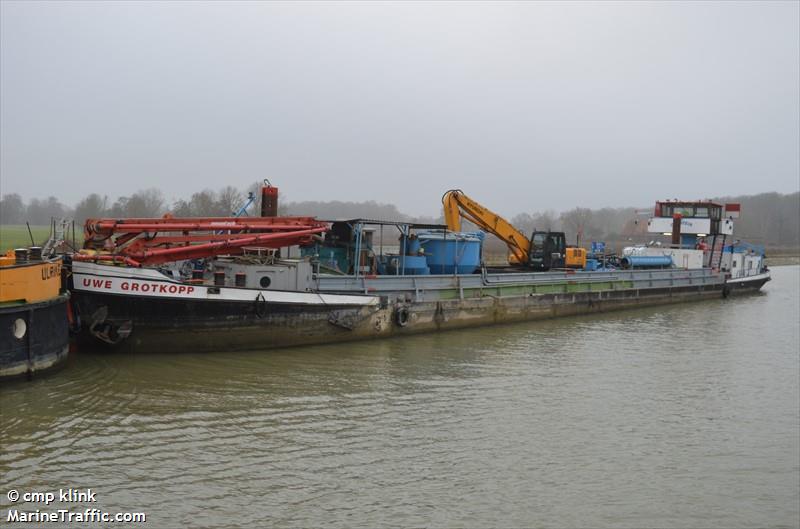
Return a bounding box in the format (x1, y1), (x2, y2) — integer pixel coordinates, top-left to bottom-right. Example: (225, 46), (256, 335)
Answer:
(0, 248), (69, 379)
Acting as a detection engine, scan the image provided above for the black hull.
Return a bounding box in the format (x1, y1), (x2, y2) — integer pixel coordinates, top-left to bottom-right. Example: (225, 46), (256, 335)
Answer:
(725, 274), (771, 295)
(70, 272), (769, 353)
(0, 295), (70, 380)
(72, 291), (373, 353)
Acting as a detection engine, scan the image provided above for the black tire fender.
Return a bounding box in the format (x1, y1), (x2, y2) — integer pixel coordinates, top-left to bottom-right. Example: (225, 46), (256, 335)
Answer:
(395, 306), (410, 327)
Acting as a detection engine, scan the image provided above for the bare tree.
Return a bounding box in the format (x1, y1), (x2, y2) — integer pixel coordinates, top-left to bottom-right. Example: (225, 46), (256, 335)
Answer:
(108, 196), (129, 218)
(74, 193), (107, 224)
(217, 186), (245, 216)
(0, 193), (25, 224)
(25, 196), (67, 225)
(170, 199), (193, 217)
(188, 190), (220, 216)
(534, 211), (560, 231)
(130, 188), (165, 217)
(560, 207), (594, 245)
(107, 189), (164, 218)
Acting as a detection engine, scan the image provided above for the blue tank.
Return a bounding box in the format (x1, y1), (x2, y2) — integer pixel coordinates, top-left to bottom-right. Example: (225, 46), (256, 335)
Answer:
(381, 254), (430, 275)
(399, 235), (422, 255)
(418, 231), (483, 275)
(584, 258), (600, 271)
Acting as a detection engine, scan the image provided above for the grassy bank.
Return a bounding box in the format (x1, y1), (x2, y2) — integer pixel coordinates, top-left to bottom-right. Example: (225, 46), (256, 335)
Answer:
(764, 247), (800, 267)
(766, 256), (800, 267)
(0, 225), (53, 252)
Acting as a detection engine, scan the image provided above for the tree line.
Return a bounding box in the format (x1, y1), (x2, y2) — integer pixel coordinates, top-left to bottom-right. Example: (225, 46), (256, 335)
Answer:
(1, 187), (798, 249)
(284, 192), (800, 250)
(0, 185), (259, 226)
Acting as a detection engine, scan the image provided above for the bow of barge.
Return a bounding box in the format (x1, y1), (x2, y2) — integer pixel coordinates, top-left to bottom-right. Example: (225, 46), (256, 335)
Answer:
(0, 249), (69, 379)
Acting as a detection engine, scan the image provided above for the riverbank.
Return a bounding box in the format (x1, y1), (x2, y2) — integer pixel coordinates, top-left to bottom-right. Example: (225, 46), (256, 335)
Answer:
(0, 225), (51, 252)
(0, 224), (84, 253)
(766, 255), (800, 267)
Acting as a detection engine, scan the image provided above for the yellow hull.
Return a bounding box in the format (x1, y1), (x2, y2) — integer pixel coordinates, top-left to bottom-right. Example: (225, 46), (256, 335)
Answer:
(0, 257), (63, 304)
(0, 256), (69, 379)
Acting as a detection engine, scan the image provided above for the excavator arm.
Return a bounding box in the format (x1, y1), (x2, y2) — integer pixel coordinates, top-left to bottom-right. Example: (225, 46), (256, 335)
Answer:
(442, 189), (531, 264)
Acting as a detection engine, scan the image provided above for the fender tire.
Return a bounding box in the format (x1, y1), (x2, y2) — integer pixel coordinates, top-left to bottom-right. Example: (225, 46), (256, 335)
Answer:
(395, 307), (410, 327)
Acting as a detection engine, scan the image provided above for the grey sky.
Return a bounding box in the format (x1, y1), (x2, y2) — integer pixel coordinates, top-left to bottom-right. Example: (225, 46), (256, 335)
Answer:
(1, 1), (798, 217)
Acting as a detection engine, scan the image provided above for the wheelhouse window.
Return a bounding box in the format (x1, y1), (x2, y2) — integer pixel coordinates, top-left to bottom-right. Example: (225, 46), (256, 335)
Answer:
(658, 203), (722, 219)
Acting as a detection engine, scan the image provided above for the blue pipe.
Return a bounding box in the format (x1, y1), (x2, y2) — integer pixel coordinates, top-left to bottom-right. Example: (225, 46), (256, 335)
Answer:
(621, 255), (673, 269)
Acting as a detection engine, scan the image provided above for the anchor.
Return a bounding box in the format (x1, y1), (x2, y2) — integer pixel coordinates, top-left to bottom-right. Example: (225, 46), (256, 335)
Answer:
(89, 306), (133, 345)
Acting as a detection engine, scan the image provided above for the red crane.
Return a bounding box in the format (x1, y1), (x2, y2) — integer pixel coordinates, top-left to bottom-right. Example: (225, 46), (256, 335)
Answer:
(75, 215), (328, 267)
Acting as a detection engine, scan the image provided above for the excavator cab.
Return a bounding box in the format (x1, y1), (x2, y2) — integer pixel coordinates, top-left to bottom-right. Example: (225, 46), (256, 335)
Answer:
(529, 231), (566, 270)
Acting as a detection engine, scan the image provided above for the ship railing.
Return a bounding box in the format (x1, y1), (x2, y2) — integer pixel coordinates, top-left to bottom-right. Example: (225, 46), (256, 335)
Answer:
(483, 267), (716, 284)
(316, 268), (721, 295)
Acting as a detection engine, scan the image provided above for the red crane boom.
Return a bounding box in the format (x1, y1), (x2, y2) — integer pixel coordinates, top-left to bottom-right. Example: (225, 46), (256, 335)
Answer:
(75, 215), (328, 267)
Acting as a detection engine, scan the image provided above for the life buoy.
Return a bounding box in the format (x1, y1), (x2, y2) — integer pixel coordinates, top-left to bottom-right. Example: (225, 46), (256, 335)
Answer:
(395, 307), (410, 327)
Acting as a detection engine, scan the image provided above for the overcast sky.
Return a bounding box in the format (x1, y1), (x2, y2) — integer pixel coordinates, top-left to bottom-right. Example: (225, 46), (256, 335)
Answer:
(1, 1), (798, 217)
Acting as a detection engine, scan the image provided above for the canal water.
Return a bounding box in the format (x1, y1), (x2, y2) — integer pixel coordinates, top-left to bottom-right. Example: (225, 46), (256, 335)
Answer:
(1, 266), (798, 528)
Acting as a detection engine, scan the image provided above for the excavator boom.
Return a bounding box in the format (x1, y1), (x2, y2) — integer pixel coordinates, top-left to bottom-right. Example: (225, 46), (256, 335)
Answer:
(442, 189), (531, 264)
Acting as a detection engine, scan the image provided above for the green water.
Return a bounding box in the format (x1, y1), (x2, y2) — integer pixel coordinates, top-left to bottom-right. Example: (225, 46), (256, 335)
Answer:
(1, 266), (798, 528)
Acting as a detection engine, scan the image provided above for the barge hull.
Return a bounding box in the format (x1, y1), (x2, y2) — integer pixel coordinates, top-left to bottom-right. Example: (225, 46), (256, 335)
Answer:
(71, 277), (766, 353)
(0, 295), (70, 378)
(73, 292), (377, 352)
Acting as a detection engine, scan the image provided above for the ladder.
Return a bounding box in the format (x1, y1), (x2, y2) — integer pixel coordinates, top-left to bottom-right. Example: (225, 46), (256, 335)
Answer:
(708, 234), (726, 270)
(42, 218), (73, 257)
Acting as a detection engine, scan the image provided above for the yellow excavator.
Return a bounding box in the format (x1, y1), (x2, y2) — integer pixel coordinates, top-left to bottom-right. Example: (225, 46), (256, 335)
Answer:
(442, 189), (587, 271)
